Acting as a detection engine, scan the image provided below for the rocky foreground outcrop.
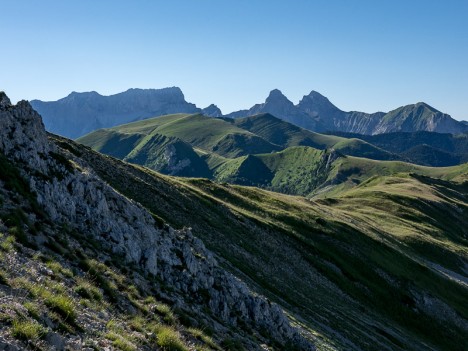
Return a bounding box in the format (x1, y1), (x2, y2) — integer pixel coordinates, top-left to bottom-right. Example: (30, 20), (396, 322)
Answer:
(0, 91), (314, 350)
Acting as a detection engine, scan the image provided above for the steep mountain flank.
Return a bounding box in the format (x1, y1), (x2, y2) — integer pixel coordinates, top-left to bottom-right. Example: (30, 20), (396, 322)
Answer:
(0, 92), (314, 350)
(60, 133), (468, 351)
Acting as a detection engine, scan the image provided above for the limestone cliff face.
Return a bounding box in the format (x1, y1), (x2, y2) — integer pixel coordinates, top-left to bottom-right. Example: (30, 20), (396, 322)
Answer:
(0, 92), (314, 350)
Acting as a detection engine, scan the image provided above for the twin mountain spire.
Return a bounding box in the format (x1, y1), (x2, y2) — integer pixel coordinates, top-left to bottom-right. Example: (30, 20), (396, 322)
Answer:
(30, 87), (468, 139)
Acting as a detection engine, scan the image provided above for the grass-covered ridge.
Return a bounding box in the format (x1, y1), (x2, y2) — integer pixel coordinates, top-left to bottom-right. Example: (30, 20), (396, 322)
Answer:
(78, 112), (468, 198)
(65, 135), (468, 351)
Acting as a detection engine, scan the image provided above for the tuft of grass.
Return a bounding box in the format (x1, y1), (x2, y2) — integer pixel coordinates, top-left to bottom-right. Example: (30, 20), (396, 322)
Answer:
(24, 302), (41, 320)
(45, 294), (76, 321)
(0, 235), (15, 252)
(11, 318), (45, 341)
(46, 261), (74, 278)
(128, 315), (145, 332)
(105, 331), (137, 351)
(74, 279), (103, 301)
(154, 303), (176, 324)
(155, 325), (188, 351)
(188, 327), (221, 350)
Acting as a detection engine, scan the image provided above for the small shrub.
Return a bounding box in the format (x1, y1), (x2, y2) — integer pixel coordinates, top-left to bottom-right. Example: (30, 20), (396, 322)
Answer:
(11, 318), (45, 341)
(155, 325), (188, 351)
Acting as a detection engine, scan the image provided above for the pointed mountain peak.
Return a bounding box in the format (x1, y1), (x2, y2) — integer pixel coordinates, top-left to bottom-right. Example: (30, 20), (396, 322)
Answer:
(0, 91), (12, 108)
(298, 90), (341, 114)
(266, 89), (289, 102)
(306, 90), (326, 98)
(301, 90), (332, 104)
(413, 102), (439, 112)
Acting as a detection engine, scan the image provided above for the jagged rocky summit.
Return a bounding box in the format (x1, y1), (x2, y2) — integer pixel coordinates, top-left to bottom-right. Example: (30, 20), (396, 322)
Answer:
(0, 91), (315, 350)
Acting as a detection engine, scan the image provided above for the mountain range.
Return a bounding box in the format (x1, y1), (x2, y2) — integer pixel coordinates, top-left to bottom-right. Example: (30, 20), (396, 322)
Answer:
(225, 89), (468, 135)
(31, 88), (468, 139)
(1, 91), (467, 350)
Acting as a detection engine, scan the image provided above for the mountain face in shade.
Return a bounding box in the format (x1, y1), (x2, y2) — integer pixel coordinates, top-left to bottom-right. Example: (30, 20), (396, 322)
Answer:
(227, 90), (468, 135)
(31, 88), (202, 138)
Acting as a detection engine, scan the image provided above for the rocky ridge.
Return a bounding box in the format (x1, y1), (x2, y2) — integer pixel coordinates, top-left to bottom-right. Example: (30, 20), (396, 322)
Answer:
(0, 91), (314, 350)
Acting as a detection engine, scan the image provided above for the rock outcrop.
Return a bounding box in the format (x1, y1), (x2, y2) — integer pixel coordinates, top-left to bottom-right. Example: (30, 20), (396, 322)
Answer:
(0, 92), (314, 350)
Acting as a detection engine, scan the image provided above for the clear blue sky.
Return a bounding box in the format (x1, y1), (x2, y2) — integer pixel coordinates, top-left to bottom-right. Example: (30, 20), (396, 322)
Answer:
(1, 0), (467, 120)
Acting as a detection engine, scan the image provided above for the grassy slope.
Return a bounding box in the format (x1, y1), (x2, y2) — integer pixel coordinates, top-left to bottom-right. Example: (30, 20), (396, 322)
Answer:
(78, 113), (404, 187)
(233, 114), (399, 160)
(79, 113), (281, 159)
(59, 136), (468, 351)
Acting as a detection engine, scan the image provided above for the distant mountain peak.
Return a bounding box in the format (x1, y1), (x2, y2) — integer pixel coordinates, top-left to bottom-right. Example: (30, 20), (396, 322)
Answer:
(201, 104), (222, 117)
(264, 89), (294, 106)
(68, 90), (102, 97)
(299, 90), (337, 109)
(412, 101), (439, 112)
(267, 88), (286, 98)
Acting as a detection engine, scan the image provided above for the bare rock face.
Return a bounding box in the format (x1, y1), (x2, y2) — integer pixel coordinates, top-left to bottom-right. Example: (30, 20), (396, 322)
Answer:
(0, 93), (50, 172)
(0, 92), (314, 350)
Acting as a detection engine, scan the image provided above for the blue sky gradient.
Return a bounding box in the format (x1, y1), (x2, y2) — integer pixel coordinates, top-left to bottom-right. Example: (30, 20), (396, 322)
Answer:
(1, 0), (467, 120)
